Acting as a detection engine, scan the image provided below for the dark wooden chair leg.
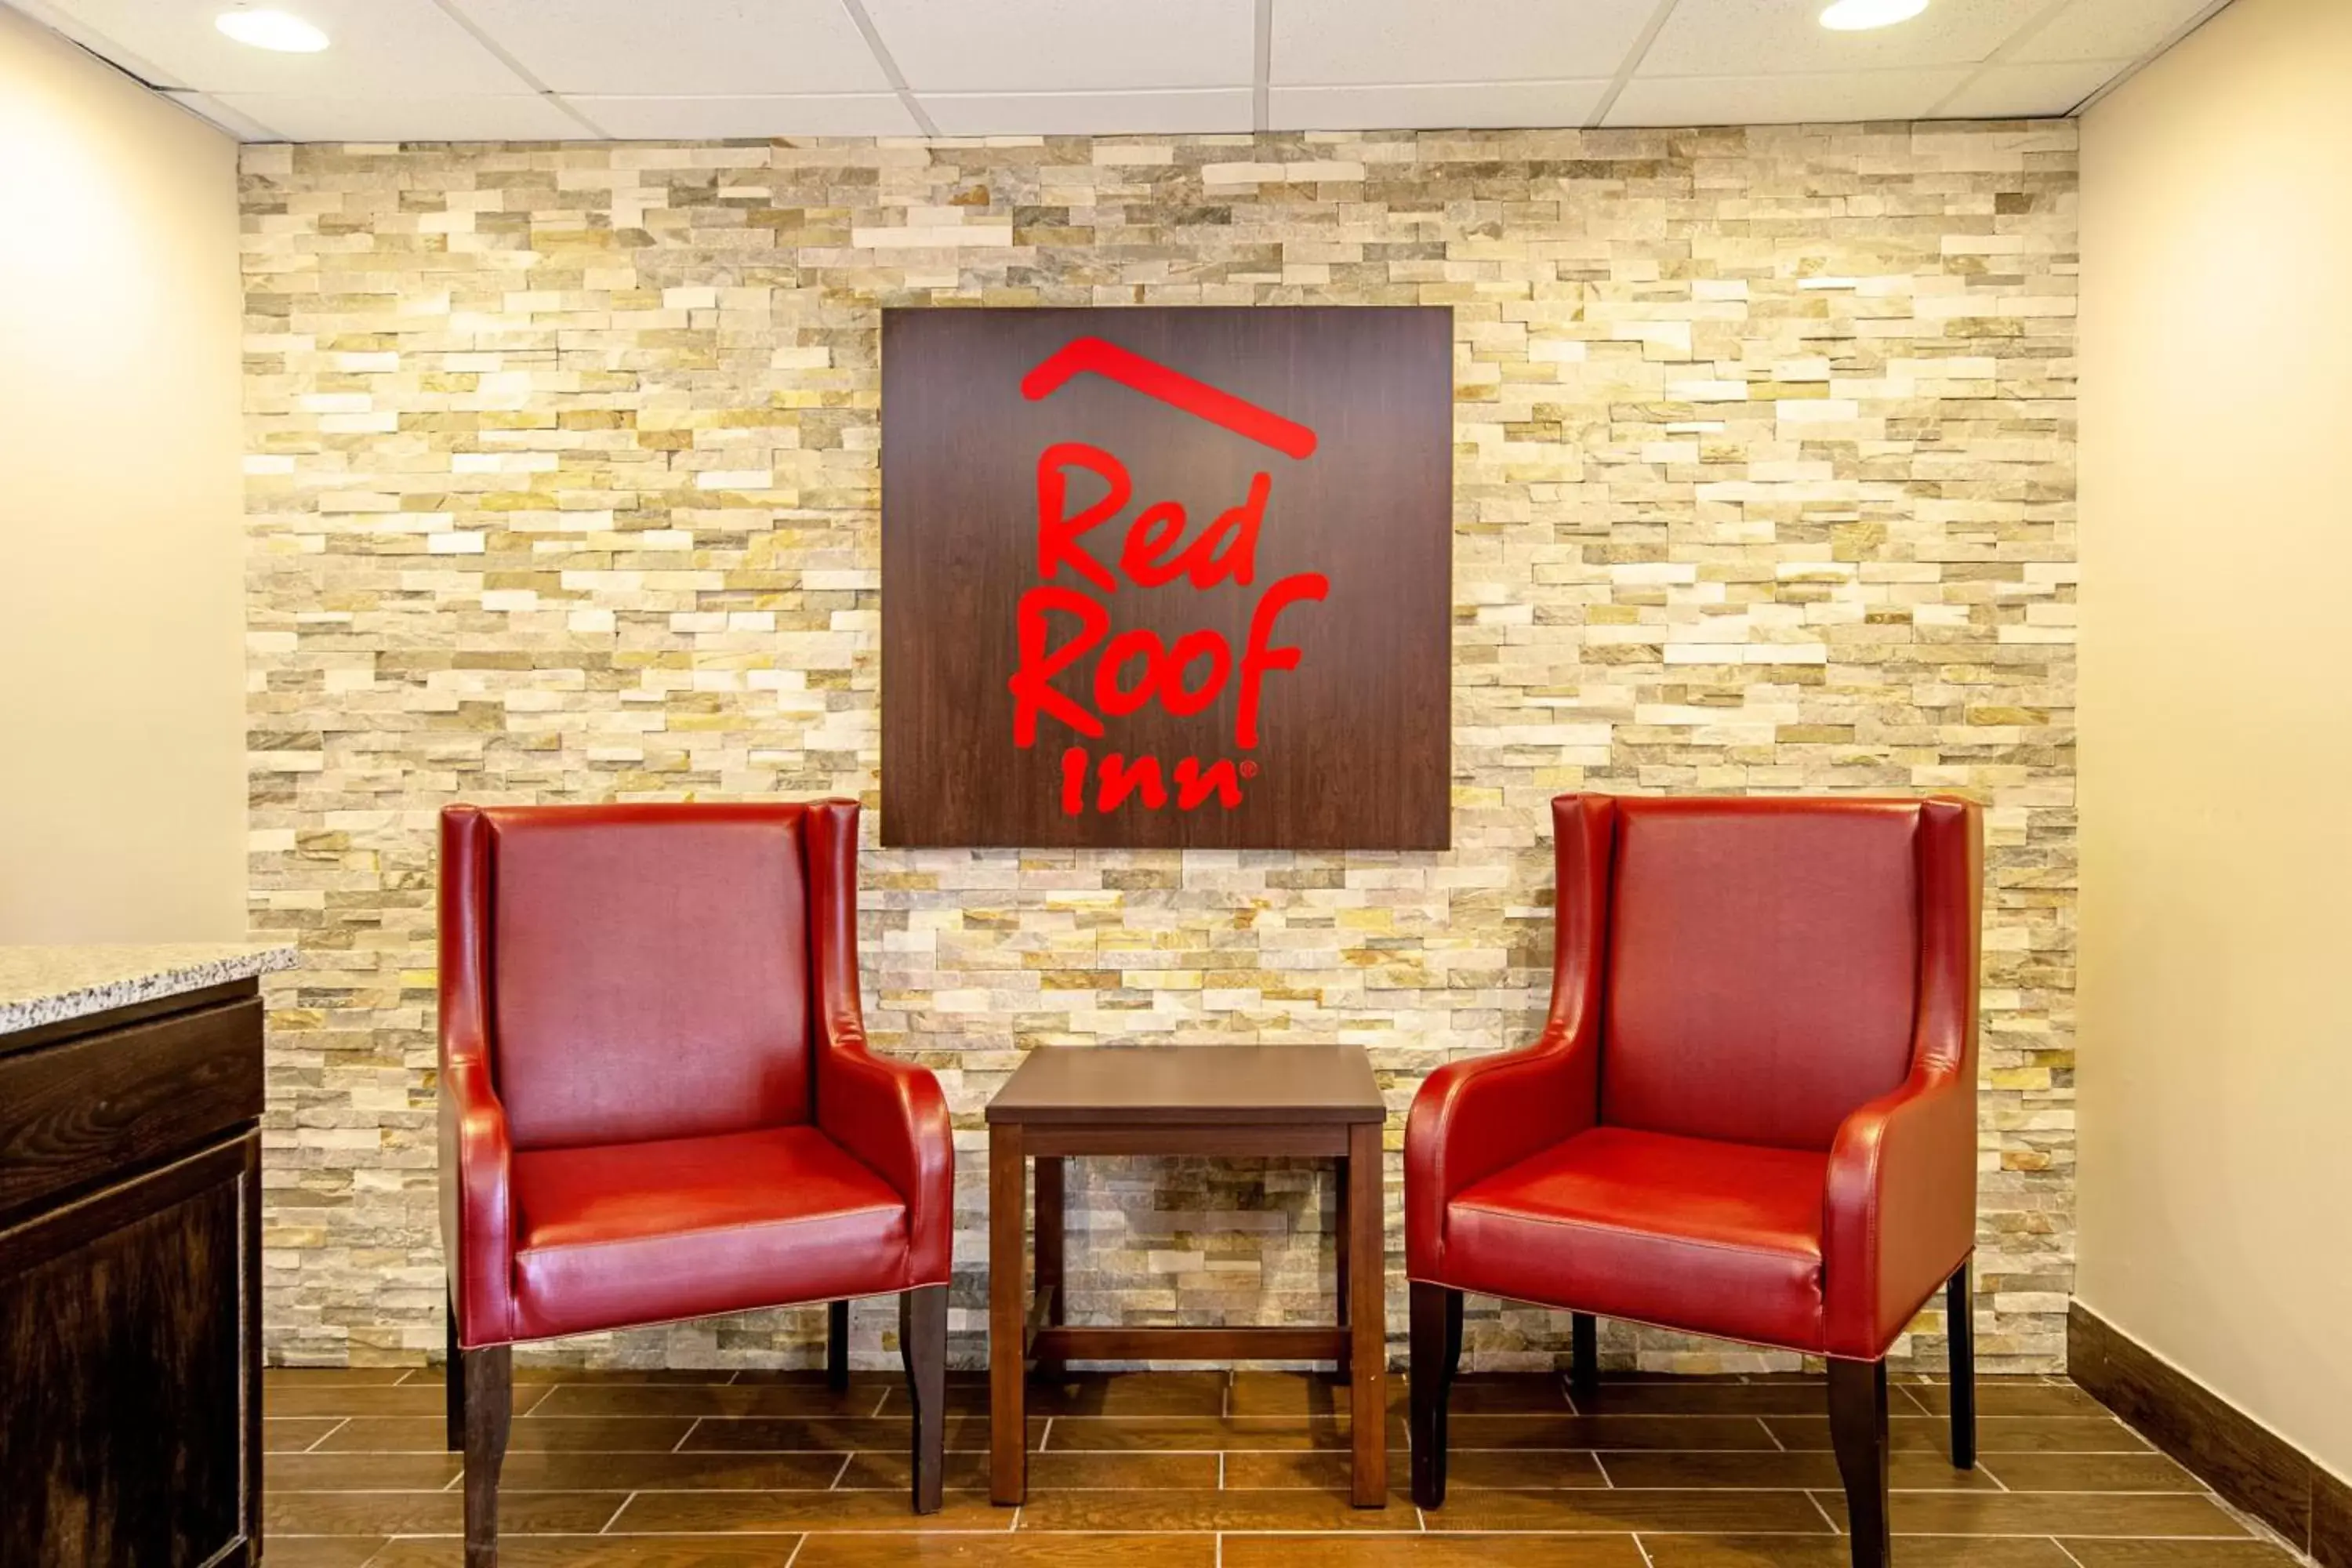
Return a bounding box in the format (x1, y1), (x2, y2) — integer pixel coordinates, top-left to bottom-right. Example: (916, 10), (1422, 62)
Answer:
(1947, 1261), (1976, 1470)
(1570, 1312), (1599, 1403)
(1443, 1288), (1464, 1394)
(1409, 1282), (1460, 1508)
(901, 1283), (949, 1515)
(828, 1299), (851, 1392)
(445, 1292), (464, 1452)
(461, 1342), (512, 1568)
(1439, 1287), (1464, 1491)
(1828, 1357), (1891, 1568)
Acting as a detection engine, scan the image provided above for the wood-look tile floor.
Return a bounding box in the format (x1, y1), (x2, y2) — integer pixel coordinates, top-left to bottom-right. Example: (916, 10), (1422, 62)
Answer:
(262, 1367), (2303, 1567)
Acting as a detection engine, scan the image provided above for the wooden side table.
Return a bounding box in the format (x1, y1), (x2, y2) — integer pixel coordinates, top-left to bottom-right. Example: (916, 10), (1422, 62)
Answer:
(984, 1044), (1389, 1508)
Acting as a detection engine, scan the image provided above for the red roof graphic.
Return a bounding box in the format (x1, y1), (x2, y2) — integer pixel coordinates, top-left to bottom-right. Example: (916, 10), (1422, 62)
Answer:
(1021, 336), (1319, 460)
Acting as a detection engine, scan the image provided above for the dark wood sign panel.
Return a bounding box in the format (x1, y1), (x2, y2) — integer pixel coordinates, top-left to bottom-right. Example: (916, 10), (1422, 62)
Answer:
(880, 307), (1451, 849)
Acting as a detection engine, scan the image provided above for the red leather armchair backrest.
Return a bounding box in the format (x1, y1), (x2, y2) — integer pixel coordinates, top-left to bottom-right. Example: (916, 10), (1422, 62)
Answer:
(443, 803), (818, 1151)
(1597, 797), (1929, 1151)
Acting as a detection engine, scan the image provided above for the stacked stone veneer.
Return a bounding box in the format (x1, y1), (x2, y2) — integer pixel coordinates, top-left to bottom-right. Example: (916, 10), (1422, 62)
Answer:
(239, 122), (2078, 1372)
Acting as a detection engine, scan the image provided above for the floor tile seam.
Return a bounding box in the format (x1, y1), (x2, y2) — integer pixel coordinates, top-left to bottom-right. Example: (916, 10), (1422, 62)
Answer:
(271, 1479), (2234, 1495)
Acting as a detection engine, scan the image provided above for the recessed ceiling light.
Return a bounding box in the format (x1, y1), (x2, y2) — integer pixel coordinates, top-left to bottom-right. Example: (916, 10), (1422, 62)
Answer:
(215, 9), (329, 52)
(1819, 0), (1929, 30)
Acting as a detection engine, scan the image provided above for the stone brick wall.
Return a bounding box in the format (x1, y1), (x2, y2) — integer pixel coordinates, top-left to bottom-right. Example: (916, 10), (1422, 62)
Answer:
(240, 122), (2078, 1373)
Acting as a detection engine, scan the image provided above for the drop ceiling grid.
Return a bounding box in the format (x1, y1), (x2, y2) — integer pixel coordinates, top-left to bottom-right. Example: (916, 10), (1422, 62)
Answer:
(9, 0), (2237, 139)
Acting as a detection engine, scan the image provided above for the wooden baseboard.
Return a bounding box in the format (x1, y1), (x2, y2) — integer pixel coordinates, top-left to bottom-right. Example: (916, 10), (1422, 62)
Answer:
(2071, 1302), (2351, 1566)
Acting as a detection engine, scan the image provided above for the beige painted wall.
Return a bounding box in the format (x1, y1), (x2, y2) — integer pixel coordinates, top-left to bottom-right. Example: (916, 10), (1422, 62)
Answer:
(2079, 0), (2352, 1479)
(0, 9), (248, 942)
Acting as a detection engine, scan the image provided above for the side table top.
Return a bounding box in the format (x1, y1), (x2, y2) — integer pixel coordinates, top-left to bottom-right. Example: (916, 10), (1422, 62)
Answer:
(984, 1044), (1385, 1126)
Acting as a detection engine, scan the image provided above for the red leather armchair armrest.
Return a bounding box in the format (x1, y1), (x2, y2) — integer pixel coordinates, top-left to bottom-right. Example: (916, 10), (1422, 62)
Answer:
(1406, 1022), (1598, 1278)
(440, 1052), (516, 1348)
(1822, 795), (1981, 1360)
(806, 799), (953, 1287)
(440, 804), (517, 1348)
(816, 1022), (953, 1285)
(1405, 793), (1616, 1279)
(1822, 1058), (1976, 1359)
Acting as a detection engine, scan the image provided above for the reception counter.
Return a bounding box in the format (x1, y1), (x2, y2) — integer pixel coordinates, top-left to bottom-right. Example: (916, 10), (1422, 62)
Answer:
(0, 943), (293, 1566)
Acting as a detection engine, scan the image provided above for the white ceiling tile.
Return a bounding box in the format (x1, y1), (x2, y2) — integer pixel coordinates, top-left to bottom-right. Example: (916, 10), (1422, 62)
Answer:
(568, 94), (920, 138)
(1937, 57), (2128, 117)
(1642, 0), (2050, 77)
(164, 89), (286, 139)
(451, 0), (891, 96)
(8, 0), (183, 85)
(1270, 80), (1611, 131)
(917, 89), (1254, 136)
(1606, 68), (1975, 126)
(210, 93), (587, 141)
(2009, 0), (2219, 64)
(861, 0), (1256, 92)
(43, 0), (531, 93)
(1270, 0), (1658, 85)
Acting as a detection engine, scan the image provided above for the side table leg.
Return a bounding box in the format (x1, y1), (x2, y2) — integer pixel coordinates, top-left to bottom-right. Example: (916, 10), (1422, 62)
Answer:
(1035, 1155), (1066, 1380)
(989, 1123), (1029, 1506)
(1346, 1120), (1387, 1507)
(1334, 1151), (1350, 1329)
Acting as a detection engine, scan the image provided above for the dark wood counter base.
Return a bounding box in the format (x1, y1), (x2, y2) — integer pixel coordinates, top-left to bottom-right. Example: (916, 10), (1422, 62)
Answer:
(0, 978), (267, 1567)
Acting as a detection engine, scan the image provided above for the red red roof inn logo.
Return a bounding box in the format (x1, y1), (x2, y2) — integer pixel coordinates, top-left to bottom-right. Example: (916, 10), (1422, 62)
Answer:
(1013, 336), (1327, 819)
(880, 307), (1452, 852)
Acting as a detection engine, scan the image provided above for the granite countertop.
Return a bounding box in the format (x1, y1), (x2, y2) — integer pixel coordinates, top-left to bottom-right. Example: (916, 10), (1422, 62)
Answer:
(0, 943), (299, 1034)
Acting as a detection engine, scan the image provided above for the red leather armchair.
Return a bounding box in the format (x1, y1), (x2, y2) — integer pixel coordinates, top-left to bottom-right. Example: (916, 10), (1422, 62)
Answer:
(1406, 794), (1981, 1568)
(439, 800), (953, 1563)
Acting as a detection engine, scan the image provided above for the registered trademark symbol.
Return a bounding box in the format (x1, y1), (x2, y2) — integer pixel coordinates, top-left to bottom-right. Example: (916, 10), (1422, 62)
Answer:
(1240, 761), (1259, 778)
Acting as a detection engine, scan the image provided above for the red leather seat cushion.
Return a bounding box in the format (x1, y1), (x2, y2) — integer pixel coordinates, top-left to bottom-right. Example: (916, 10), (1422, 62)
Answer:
(1445, 1125), (1830, 1352)
(510, 1125), (908, 1341)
